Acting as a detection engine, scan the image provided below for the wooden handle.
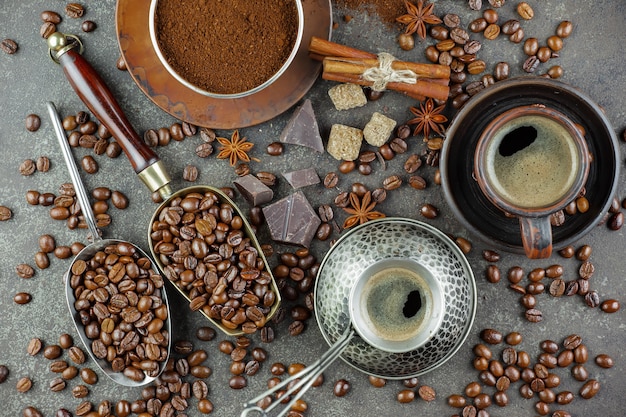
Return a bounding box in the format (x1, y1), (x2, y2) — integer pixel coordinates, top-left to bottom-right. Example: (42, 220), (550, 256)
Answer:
(58, 48), (158, 173)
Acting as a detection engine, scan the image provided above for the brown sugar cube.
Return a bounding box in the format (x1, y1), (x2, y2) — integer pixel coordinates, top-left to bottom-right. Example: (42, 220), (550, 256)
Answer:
(328, 83), (367, 110)
(363, 112), (397, 147)
(326, 124), (363, 161)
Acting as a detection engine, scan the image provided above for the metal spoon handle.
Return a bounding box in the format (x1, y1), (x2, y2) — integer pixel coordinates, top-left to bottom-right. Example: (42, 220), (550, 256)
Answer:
(47, 101), (101, 241)
(241, 328), (355, 417)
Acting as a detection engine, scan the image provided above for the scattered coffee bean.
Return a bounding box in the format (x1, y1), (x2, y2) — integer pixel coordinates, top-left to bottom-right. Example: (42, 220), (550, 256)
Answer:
(486, 265), (501, 283)
(481, 328), (503, 344)
(333, 379), (350, 397)
(16, 376), (33, 392)
(267, 142), (284, 156)
(397, 389), (415, 403)
(65, 3), (85, 18)
(1, 38), (18, 54)
(0, 365), (9, 383)
(14, 292), (32, 305)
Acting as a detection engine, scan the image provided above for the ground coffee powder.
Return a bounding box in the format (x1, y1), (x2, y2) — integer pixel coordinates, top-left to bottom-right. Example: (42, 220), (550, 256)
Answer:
(156, 0), (298, 95)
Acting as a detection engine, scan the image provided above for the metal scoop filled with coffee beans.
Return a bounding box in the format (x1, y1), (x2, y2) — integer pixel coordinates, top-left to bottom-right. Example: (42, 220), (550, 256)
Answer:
(47, 101), (172, 387)
(47, 32), (281, 337)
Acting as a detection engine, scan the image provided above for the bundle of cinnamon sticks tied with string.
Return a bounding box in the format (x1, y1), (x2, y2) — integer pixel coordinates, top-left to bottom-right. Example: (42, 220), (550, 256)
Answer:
(309, 36), (450, 102)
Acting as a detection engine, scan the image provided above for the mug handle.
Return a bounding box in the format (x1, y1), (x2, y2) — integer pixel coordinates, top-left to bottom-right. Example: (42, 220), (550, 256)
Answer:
(519, 216), (552, 259)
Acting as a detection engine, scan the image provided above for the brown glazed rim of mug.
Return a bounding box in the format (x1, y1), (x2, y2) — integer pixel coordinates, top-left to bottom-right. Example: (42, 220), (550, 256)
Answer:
(473, 104), (590, 218)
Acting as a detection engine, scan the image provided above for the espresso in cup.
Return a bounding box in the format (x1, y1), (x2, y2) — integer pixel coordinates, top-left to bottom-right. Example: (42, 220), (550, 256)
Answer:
(484, 114), (582, 209)
(363, 265), (432, 342)
(350, 258), (444, 353)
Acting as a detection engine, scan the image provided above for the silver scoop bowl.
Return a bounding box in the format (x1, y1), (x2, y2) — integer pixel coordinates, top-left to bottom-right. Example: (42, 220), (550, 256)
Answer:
(47, 102), (172, 387)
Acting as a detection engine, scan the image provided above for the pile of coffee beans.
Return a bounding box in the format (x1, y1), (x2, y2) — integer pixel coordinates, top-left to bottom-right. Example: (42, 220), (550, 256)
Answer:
(25, 183), (129, 231)
(446, 329), (613, 417)
(482, 244), (620, 323)
(68, 241), (170, 382)
(271, 249), (319, 337)
(151, 189), (278, 334)
(367, 374), (437, 404)
(17, 329), (218, 416)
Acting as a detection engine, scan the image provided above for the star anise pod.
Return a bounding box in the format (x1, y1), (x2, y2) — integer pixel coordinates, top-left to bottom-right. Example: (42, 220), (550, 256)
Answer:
(407, 98), (448, 139)
(396, 0), (442, 40)
(216, 130), (256, 166)
(342, 191), (385, 229)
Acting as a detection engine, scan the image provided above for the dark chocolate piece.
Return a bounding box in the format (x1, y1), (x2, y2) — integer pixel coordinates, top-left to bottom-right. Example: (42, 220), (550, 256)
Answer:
(278, 99), (324, 153)
(233, 174), (274, 206)
(262, 191), (321, 248)
(282, 168), (320, 189)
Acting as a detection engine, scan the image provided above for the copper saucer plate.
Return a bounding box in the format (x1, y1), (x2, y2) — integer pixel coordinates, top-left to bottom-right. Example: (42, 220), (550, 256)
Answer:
(116, 0), (332, 129)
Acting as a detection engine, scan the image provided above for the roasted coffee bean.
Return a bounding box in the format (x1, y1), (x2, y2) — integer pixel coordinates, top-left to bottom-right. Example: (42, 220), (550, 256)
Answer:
(229, 375), (247, 390)
(256, 171), (277, 186)
(49, 377), (66, 392)
(418, 385), (436, 401)
(576, 244), (592, 260)
(81, 20), (97, 32)
(195, 142), (214, 158)
(27, 338), (43, 356)
(14, 292), (32, 304)
(0, 205), (12, 221)
(523, 55), (540, 73)
(482, 250), (500, 263)
(17, 376), (33, 392)
(525, 308), (543, 322)
(577, 278), (590, 295)
(23, 407), (43, 417)
(448, 394), (466, 408)
(507, 266), (524, 283)
(519, 293), (535, 309)
(549, 279), (565, 297)
(19, 159), (36, 176)
(485, 265), (501, 283)
(390, 137), (408, 154)
(420, 203), (439, 219)
(383, 175), (402, 190)
(196, 326), (216, 341)
(503, 332), (522, 346)
(266, 142), (283, 156)
(579, 261), (595, 279)
(323, 172), (339, 189)
(338, 160), (356, 174)
(594, 353), (614, 368)
(430, 25), (449, 40)
(465, 381), (482, 397)
(450, 27), (469, 45)
(608, 212), (624, 230)
(40, 21), (57, 38)
(481, 328), (503, 344)
(600, 299), (620, 313)
(483, 24), (500, 40)
(407, 175), (426, 190)
(584, 290), (600, 308)
(333, 379), (350, 397)
(556, 21), (574, 38)
(469, 17), (488, 32)
(182, 165), (198, 182)
(579, 379), (600, 399)
(81, 155), (98, 174)
(65, 3), (85, 18)
(1, 38), (18, 54)
(467, 60), (487, 74)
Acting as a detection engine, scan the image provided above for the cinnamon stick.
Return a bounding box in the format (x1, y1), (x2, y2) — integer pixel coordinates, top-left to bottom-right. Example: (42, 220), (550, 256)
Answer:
(309, 36), (376, 60)
(322, 72), (449, 102)
(322, 56), (450, 82)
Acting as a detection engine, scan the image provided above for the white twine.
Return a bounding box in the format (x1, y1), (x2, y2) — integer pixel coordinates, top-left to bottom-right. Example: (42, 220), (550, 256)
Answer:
(362, 52), (417, 91)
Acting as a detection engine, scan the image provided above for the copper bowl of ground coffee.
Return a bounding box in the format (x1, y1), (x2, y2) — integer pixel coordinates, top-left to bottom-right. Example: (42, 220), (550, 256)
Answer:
(149, 0), (303, 98)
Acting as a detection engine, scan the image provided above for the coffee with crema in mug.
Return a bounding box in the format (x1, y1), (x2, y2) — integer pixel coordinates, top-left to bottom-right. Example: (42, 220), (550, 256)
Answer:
(484, 114), (581, 209)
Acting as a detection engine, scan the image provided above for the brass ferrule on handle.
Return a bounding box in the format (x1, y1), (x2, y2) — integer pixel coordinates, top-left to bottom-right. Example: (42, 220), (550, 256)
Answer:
(138, 160), (173, 200)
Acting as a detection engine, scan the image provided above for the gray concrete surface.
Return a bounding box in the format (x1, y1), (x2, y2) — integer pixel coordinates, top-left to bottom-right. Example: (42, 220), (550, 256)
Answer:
(0, 1), (624, 416)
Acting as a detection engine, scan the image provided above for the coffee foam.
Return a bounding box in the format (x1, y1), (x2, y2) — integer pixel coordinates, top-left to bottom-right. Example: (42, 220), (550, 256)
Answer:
(485, 115), (580, 209)
(363, 267), (431, 342)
